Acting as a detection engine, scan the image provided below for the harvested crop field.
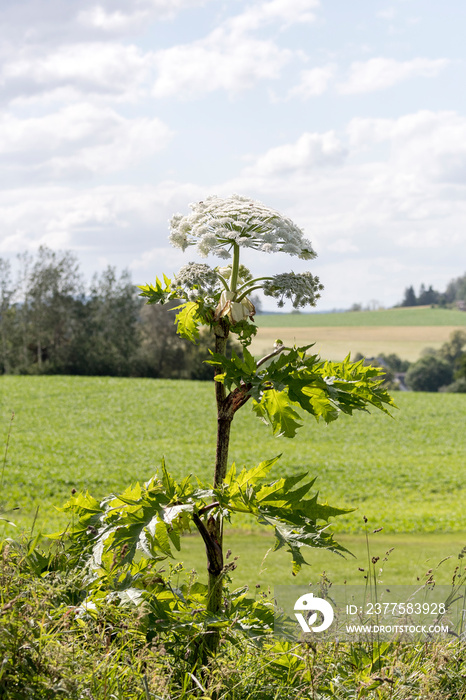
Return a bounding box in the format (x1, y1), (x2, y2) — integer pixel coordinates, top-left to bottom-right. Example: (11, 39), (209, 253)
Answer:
(250, 325), (462, 360)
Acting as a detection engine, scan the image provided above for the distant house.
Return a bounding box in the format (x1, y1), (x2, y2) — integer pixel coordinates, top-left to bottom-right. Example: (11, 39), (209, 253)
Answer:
(394, 373), (408, 391)
(456, 300), (466, 312)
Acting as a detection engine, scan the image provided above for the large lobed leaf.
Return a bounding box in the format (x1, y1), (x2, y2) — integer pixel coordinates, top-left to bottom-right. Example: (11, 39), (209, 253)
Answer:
(53, 457), (349, 581)
(216, 461), (352, 575)
(210, 345), (396, 438)
(138, 275), (173, 304)
(173, 301), (202, 341)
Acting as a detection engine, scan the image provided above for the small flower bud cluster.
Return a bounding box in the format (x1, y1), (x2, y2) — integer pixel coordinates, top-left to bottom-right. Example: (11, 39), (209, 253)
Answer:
(263, 271), (324, 308)
(173, 262), (219, 303)
(217, 263), (253, 284)
(169, 195), (317, 261)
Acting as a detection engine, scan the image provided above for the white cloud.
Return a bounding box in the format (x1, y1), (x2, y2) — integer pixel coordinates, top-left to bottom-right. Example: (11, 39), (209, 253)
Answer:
(228, 0), (320, 34)
(77, 7), (149, 33)
(243, 131), (346, 176)
(0, 0), (463, 312)
(76, 0), (213, 34)
(0, 1), (320, 106)
(287, 64), (335, 99)
(1, 103), (466, 309)
(0, 181), (206, 258)
(152, 31), (291, 98)
(223, 110), (466, 305)
(348, 110), (466, 184)
(151, 0), (321, 99)
(129, 246), (187, 275)
(327, 238), (359, 253)
(0, 104), (173, 181)
(0, 0), (210, 44)
(1, 43), (153, 103)
(339, 57), (449, 94)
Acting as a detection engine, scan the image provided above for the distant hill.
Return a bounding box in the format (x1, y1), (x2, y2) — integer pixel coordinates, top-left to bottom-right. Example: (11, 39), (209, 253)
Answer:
(255, 307), (466, 328)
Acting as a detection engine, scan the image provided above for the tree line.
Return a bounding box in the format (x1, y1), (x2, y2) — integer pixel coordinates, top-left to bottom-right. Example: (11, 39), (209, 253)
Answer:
(400, 273), (466, 307)
(360, 329), (466, 393)
(0, 247), (236, 378)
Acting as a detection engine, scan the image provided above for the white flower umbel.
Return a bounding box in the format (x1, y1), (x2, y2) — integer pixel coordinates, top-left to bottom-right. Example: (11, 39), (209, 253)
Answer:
(263, 271), (324, 309)
(169, 195), (317, 262)
(166, 196), (324, 320)
(173, 262), (219, 302)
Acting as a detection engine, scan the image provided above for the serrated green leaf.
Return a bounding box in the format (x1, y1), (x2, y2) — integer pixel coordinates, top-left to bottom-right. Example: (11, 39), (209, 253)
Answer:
(138, 276), (173, 304)
(224, 461), (237, 487)
(242, 346), (257, 373)
(161, 457), (176, 500)
(253, 389), (302, 438)
(302, 387), (340, 423)
(173, 301), (201, 341)
(272, 523), (308, 575)
(154, 519), (172, 555)
(229, 456), (279, 493)
(255, 473), (313, 506)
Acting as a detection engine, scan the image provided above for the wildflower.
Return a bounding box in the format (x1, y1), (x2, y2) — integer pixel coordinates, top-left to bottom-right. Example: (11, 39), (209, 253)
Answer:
(173, 262), (219, 299)
(263, 271), (324, 309)
(169, 194), (317, 260)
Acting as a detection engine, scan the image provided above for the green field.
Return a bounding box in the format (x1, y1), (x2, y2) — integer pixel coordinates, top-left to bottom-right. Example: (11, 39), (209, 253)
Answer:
(256, 307), (466, 327)
(172, 532), (466, 587)
(1, 376), (465, 587)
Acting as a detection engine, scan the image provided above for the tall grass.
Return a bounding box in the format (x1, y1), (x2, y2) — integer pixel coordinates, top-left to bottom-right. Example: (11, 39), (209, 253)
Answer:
(1, 527), (465, 699)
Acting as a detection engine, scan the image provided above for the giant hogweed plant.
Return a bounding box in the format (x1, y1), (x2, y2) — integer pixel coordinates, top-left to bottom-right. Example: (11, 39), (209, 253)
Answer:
(56, 195), (394, 653)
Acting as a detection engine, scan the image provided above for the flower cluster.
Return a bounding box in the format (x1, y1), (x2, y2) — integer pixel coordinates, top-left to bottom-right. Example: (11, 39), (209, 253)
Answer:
(263, 271), (324, 308)
(169, 195), (317, 261)
(173, 262), (219, 303)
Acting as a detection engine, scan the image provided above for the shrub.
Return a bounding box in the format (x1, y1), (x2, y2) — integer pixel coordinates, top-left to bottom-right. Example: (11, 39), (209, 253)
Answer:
(405, 355), (453, 392)
(440, 377), (466, 393)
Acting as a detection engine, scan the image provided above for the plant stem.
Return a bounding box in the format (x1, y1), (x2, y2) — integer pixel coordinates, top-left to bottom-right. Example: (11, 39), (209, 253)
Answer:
(202, 309), (254, 652)
(236, 285), (263, 302)
(229, 243), (240, 295)
(203, 319), (230, 616)
(216, 273), (230, 292)
(235, 276), (270, 298)
(1, 411), (14, 491)
(256, 344), (286, 369)
(194, 317), (232, 656)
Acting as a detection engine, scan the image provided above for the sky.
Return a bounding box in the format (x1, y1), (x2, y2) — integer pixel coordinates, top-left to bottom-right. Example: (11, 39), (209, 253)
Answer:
(0, 0), (465, 311)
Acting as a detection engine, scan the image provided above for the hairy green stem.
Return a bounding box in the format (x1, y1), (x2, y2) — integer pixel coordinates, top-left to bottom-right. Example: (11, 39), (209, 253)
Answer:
(235, 276), (271, 298)
(236, 285), (264, 302)
(204, 319), (231, 623)
(256, 344), (286, 368)
(229, 243), (240, 295)
(215, 273), (230, 292)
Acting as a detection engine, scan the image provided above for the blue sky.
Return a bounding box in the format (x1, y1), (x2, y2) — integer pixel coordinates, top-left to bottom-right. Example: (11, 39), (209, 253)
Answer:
(0, 0), (465, 310)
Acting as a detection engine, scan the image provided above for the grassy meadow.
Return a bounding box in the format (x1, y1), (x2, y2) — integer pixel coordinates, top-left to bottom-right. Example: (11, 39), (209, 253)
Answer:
(251, 306), (466, 359)
(255, 307), (466, 327)
(1, 374), (465, 589)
